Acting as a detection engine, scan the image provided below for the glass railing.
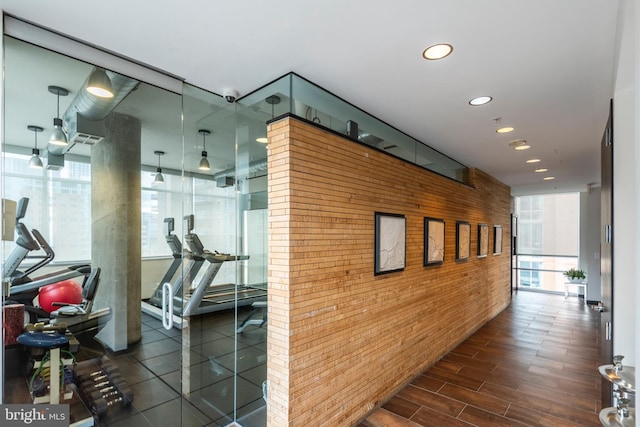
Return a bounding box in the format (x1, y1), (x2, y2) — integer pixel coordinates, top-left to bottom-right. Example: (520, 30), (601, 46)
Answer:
(238, 73), (469, 184)
(513, 253), (581, 293)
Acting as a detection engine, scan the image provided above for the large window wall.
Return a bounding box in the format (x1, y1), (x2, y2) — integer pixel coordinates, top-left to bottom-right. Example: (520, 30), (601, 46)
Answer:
(514, 193), (580, 293)
(4, 151), (237, 265)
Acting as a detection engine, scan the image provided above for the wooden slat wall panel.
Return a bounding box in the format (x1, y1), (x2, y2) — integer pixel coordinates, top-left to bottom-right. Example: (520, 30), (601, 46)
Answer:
(266, 117), (512, 426)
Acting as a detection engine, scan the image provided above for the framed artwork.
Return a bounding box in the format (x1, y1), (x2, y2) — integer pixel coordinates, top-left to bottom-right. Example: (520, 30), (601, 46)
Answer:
(456, 221), (470, 261)
(374, 212), (406, 275)
(478, 223), (489, 258)
(493, 225), (503, 255)
(424, 217), (445, 266)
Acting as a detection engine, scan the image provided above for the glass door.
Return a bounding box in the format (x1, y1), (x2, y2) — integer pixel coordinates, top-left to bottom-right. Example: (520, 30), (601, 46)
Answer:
(179, 84), (268, 426)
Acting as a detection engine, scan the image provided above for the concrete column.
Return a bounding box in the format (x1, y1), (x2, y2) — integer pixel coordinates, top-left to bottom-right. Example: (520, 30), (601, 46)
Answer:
(91, 112), (141, 351)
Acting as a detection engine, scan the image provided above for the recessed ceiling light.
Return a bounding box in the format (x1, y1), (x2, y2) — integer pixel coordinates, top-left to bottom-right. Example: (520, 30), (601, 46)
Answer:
(535, 168), (548, 173)
(469, 96), (492, 106)
(422, 44), (453, 60)
(543, 176), (555, 181)
(509, 139), (530, 150)
(526, 158), (541, 163)
(256, 137), (268, 143)
(496, 127), (514, 134)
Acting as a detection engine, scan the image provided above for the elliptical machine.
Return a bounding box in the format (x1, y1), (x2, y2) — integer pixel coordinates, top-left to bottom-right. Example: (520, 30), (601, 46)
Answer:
(3, 197), (91, 323)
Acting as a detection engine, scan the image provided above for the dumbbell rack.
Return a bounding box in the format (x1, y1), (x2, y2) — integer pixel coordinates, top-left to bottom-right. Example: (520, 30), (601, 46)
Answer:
(598, 355), (635, 427)
(73, 356), (134, 418)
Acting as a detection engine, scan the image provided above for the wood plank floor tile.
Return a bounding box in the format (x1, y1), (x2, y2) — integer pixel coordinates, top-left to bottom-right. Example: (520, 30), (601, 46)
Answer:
(397, 385), (466, 417)
(458, 405), (530, 427)
(362, 408), (424, 427)
(442, 352), (498, 372)
(433, 359), (463, 373)
(362, 291), (602, 427)
(410, 374), (445, 392)
(518, 382), (597, 412)
(437, 383), (510, 416)
(422, 366), (484, 391)
(549, 401), (601, 426)
(409, 406), (475, 427)
(381, 396), (421, 419)
(478, 381), (554, 414)
(506, 403), (591, 427)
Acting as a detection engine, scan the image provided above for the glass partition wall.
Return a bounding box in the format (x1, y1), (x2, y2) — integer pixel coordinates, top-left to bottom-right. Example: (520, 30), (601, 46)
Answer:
(1, 27), (267, 427)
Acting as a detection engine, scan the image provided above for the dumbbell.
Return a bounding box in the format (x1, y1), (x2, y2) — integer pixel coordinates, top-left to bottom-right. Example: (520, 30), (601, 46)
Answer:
(24, 322), (67, 335)
(91, 386), (134, 416)
(79, 375), (125, 396)
(75, 363), (119, 383)
(76, 367), (120, 384)
(88, 381), (126, 403)
(83, 378), (126, 403)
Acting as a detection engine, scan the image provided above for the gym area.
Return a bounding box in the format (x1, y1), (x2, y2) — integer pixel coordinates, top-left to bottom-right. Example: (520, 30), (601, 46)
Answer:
(2, 32), (270, 427)
(3, 198), (268, 426)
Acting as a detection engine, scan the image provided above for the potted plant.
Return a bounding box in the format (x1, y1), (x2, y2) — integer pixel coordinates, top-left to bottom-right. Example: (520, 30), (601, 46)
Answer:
(563, 268), (586, 283)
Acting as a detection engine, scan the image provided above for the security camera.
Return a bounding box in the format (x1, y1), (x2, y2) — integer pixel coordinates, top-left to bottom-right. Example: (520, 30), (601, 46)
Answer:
(223, 88), (239, 103)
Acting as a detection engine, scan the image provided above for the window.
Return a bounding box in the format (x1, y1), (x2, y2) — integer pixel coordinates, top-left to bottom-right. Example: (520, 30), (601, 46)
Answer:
(4, 152), (92, 263)
(515, 193), (580, 292)
(4, 152), (234, 269)
(518, 259), (542, 288)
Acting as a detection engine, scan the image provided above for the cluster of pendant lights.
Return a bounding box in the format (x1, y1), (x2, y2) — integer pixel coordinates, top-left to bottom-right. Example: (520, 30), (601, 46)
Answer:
(422, 43), (554, 181)
(29, 68), (114, 168)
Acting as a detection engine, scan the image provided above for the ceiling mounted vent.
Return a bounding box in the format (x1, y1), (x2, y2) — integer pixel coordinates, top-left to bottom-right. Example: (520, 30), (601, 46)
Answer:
(67, 114), (105, 146)
(46, 152), (64, 170)
(70, 131), (103, 145)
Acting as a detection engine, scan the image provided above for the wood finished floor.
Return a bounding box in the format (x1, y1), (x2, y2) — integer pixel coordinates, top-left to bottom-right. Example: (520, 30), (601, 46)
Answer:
(360, 290), (602, 427)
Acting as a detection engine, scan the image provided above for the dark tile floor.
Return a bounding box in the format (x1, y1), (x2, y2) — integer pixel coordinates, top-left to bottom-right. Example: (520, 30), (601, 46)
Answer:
(359, 290), (602, 427)
(5, 306), (267, 427)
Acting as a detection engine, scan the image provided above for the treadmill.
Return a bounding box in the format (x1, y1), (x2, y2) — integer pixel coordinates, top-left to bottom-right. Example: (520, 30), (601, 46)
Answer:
(142, 215), (266, 327)
(141, 217), (205, 327)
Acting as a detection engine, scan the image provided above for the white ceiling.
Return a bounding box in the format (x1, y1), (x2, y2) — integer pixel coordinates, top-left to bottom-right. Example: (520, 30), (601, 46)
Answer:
(0, 0), (620, 195)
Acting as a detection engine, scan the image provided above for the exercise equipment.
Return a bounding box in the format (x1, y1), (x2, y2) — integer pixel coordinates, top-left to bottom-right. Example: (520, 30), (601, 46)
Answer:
(3, 197), (93, 322)
(17, 330), (70, 404)
(48, 267), (112, 344)
(74, 356), (133, 417)
(142, 217), (206, 326)
(141, 215), (267, 327)
(38, 279), (83, 313)
(3, 198), (48, 280)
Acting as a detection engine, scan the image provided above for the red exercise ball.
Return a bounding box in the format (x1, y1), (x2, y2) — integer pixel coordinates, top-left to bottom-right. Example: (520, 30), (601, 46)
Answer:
(38, 279), (83, 313)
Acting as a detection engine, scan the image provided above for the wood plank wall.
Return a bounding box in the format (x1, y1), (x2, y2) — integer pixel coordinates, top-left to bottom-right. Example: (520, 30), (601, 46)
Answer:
(267, 117), (512, 426)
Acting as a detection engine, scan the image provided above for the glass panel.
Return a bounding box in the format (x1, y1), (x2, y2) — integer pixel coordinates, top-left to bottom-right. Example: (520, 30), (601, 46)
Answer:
(240, 73), (468, 183)
(2, 35), (187, 426)
(178, 83), (268, 426)
(234, 93), (269, 426)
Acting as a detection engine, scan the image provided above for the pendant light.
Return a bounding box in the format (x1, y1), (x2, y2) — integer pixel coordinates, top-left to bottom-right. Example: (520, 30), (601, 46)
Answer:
(27, 125), (44, 169)
(256, 95), (281, 143)
(198, 129), (211, 171)
(48, 85), (69, 146)
(86, 68), (114, 98)
(154, 151), (165, 184)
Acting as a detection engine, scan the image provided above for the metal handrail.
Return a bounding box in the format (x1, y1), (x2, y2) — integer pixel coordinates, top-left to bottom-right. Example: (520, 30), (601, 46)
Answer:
(515, 253), (578, 258)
